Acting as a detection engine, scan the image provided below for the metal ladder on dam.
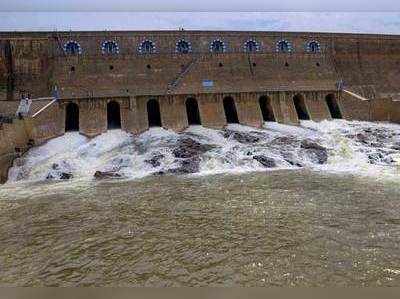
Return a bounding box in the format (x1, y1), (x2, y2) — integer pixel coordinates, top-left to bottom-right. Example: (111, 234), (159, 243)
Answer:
(166, 55), (200, 94)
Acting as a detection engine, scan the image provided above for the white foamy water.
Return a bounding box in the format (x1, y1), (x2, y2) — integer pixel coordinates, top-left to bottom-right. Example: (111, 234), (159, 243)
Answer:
(5, 120), (400, 184)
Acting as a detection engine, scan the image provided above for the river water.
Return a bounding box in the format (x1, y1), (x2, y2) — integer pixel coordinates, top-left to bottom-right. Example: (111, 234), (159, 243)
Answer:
(1, 120), (400, 286)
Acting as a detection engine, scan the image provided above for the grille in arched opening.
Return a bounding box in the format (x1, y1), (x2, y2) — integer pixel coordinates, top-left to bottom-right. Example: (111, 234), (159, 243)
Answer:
(65, 103), (79, 131)
(139, 40), (156, 54)
(325, 94), (342, 119)
(259, 96), (276, 122)
(210, 39), (226, 53)
(107, 101), (121, 129)
(102, 40), (119, 55)
(223, 97), (239, 124)
(276, 40), (292, 53)
(307, 41), (321, 53)
(147, 99), (162, 127)
(176, 39), (192, 54)
(244, 40), (260, 53)
(64, 41), (82, 55)
(186, 98), (201, 125)
(293, 94), (310, 120)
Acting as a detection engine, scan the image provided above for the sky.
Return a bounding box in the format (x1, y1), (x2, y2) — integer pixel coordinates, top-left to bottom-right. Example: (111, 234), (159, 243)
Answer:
(1, 0), (400, 34)
(1, 0), (399, 12)
(1, 12), (400, 34)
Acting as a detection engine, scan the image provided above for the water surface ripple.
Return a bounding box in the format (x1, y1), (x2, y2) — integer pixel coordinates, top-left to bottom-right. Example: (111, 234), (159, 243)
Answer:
(1, 171), (400, 286)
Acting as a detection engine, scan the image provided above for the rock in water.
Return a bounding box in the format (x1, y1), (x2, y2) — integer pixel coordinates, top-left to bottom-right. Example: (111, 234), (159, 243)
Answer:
(391, 143), (400, 151)
(356, 133), (368, 144)
(94, 171), (121, 179)
(368, 151), (395, 165)
(285, 159), (303, 167)
(153, 171), (166, 176)
(169, 138), (214, 175)
(173, 138), (213, 159)
(224, 131), (260, 143)
(145, 153), (165, 167)
(301, 140), (328, 164)
(46, 162), (73, 180)
(46, 172), (73, 180)
(281, 152), (303, 167)
(169, 157), (201, 174)
(253, 155), (276, 168)
(271, 136), (298, 146)
(59, 172), (73, 180)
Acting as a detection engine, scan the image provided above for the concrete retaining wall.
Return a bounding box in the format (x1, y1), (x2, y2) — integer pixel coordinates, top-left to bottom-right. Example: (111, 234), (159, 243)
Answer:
(28, 103), (64, 144)
(0, 119), (29, 183)
(304, 91), (332, 121)
(159, 95), (187, 132)
(197, 94), (226, 129)
(340, 92), (371, 121)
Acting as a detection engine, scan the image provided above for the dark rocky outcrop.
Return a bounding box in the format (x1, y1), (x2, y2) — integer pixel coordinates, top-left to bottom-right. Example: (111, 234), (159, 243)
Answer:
(253, 155), (276, 168)
(169, 157), (201, 174)
(368, 152), (395, 165)
(173, 138), (214, 159)
(94, 170), (122, 179)
(270, 136), (299, 147)
(355, 133), (368, 144)
(223, 131), (260, 144)
(168, 138), (215, 175)
(145, 153), (165, 167)
(46, 162), (73, 180)
(46, 172), (73, 180)
(301, 140), (328, 164)
(284, 159), (303, 168)
(391, 143), (400, 151)
(153, 171), (166, 176)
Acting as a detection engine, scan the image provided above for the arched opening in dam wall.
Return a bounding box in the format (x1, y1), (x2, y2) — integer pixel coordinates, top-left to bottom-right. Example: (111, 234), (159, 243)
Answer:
(3, 88), (400, 184)
(186, 97), (201, 125)
(259, 96), (276, 122)
(65, 103), (79, 131)
(223, 97), (239, 124)
(293, 94), (310, 120)
(147, 99), (162, 127)
(325, 94), (343, 119)
(107, 101), (121, 129)
(3, 89), (398, 147)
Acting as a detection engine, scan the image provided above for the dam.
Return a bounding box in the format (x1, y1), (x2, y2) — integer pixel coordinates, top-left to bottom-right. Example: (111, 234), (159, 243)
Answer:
(1, 29), (400, 287)
(1, 30), (400, 181)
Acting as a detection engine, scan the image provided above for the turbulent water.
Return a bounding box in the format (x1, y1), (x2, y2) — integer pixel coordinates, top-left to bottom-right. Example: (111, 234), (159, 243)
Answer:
(1, 120), (400, 286)
(4, 120), (400, 182)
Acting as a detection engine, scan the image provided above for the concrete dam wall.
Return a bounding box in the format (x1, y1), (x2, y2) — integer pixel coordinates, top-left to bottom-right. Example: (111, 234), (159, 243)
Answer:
(1, 30), (400, 181)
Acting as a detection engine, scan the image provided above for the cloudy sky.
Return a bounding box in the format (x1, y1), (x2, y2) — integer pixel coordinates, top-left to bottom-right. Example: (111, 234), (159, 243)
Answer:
(1, 12), (400, 34)
(1, 0), (399, 12)
(1, 0), (400, 34)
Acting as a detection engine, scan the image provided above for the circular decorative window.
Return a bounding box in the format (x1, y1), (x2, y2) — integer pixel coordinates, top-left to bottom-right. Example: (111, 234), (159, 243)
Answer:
(276, 40), (293, 53)
(101, 40), (119, 54)
(138, 39), (156, 54)
(176, 39), (192, 54)
(64, 41), (82, 55)
(210, 39), (226, 53)
(244, 39), (260, 53)
(306, 40), (321, 53)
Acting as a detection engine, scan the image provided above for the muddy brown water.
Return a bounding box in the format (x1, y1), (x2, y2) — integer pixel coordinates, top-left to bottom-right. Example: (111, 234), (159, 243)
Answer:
(0, 170), (400, 286)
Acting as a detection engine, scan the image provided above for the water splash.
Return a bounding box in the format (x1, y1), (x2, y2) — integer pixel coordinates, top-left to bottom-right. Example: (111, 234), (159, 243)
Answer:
(6, 120), (400, 184)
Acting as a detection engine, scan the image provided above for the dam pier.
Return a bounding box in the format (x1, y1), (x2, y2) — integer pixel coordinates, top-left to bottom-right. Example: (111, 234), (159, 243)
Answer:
(1, 30), (400, 182)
